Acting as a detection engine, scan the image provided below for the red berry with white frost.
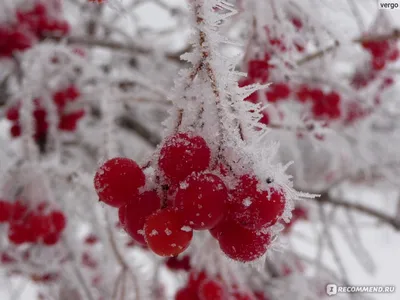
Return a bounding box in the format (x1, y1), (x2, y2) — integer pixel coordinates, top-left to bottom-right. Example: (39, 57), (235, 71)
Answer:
(227, 175), (286, 230)
(119, 191), (161, 245)
(174, 173), (227, 230)
(158, 133), (211, 183)
(213, 217), (271, 262)
(144, 208), (193, 257)
(94, 157), (146, 208)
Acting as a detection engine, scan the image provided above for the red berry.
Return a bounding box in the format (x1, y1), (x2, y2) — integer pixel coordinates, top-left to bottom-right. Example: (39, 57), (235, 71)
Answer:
(272, 83), (290, 99)
(175, 287), (199, 300)
(28, 214), (51, 239)
(0, 200), (13, 222)
(43, 232), (60, 246)
(158, 133), (211, 183)
(8, 223), (31, 245)
(119, 191), (161, 245)
(10, 201), (29, 223)
(215, 218), (271, 262)
(53, 91), (67, 107)
(6, 107), (19, 121)
(248, 60), (269, 82)
(50, 210), (67, 232)
(10, 124), (22, 137)
(94, 157), (146, 207)
(64, 85), (80, 100)
(309, 89), (324, 102)
(227, 175), (286, 230)
(174, 173), (227, 230)
(144, 208), (193, 257)
(371, 57), (385, 71)
(199, 279), (227, 300)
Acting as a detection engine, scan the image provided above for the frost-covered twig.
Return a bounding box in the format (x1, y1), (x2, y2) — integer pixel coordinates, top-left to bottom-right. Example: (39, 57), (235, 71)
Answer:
(316, 192), (400, 230)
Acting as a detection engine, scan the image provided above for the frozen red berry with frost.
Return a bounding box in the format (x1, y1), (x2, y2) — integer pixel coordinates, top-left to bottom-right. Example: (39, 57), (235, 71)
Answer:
(94, 157), (145, 207)
(158, 133), (211, 183)
(227, 175), (286, 230)
(119, 191), (161, 245)
(144, 208), (193, 257)
(174, 173), (227, 230)
(214, 218), (271, 262)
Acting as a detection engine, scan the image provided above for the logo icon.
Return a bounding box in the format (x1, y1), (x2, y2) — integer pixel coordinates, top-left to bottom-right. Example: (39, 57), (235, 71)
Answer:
(326, 284), (338, 296)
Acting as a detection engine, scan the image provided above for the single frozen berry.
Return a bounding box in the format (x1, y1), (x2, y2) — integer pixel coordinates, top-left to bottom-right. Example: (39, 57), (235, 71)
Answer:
(0, 200), (13, 222)
(50, 210), (67, 232)
(174, 173), (227, 230)
(227, 175), (286, 230)
(94, 157), (145, 207)
(175, 287), (199, 300)
(43, 232), (61, 246)
(28, 214), (50, 239)
(144, 208), (193, 257)
(158, 133), (211, 183)
(215, 218), (271, 262)
(6, 107), (19, 121)
(120, 191), (161, 245)
(199, 279), (227, 300)
(8, 223), (32, 245)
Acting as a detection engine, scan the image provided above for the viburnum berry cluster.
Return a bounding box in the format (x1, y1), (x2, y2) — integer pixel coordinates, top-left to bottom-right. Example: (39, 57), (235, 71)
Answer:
(241, 16), (399, 130)
(361, 38), (399, 72)
(94, 132), (286, 261)
(0, 1), (69, 57)
(6, 84), (85, 141)
(175, 270), (268, 300)
(0, 199), (66, 246)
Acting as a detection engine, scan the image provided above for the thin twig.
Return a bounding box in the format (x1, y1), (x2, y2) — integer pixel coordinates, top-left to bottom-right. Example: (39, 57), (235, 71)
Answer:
(315, 193), (400, 231)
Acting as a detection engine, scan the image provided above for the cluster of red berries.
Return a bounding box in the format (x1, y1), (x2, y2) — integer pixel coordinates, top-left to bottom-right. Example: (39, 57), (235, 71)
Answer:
(351, 39), (399, 90)
(0, 2), (69, 57)
(176, 270), (268, 300)
(94, 132), (286, 261)
(362, 38), (399, 72)
(6, 85), (85, 141)
(0, 200), (67, 246)
(240, 57), (343, 124)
